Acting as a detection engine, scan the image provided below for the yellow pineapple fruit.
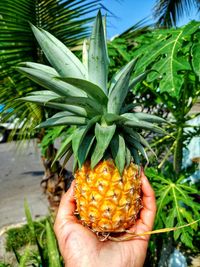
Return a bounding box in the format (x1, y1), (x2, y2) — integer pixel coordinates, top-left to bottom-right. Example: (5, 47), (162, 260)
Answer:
(75, 160), (141, 232)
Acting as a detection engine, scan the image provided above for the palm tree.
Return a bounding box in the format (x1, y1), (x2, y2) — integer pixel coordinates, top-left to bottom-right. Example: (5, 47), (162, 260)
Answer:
(153, 0), (200, 27)
(0, 0), (105, 209)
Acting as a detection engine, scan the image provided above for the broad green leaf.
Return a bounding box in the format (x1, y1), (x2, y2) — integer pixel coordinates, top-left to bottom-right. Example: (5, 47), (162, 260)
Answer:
(57, 77), (108, 105)
(37, 116), (87, 128)
(110, 134), (126, 175)
(133, 21), (200, 98)
(46, 221), (62, 267)
(88, 10), (109, 94)
(30, 24), (87, 79)
(17, 66), (86, 97)
(91, 123), (116, 168)
(192, 38), (200, 78)
(180, 208), (197, 230)
(78, 135), (95, 167)
(146, 168), (199, 248)
(166, 208), (176, 228)
(180, 232), (193, 249)
(108, 58), (136, 114)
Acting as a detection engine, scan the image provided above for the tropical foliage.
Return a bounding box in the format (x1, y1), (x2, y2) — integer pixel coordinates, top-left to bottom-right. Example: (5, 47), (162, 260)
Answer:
(113, 16), (200, 258)
(131, 21), (200, 174)
(153, 0), (200, 27)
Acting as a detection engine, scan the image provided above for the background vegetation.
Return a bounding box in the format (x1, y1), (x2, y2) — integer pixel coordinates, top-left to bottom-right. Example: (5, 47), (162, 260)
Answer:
(0, 0), (200, 266)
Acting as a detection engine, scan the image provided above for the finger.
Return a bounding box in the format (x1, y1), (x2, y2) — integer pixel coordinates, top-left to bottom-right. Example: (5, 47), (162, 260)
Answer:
(54, 180), (77, 228)
(139, 173), (156, 230)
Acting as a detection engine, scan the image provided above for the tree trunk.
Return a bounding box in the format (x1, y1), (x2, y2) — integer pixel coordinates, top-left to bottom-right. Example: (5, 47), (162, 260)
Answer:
(37, 131), (74, 211)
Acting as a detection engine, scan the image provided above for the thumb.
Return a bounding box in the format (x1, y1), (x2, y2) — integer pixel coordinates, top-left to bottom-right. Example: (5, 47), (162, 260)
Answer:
(54, 180), (78, 233)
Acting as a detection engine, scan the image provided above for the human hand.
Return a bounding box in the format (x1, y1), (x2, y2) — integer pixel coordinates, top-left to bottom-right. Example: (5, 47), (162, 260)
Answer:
(54, 172), (156, 267)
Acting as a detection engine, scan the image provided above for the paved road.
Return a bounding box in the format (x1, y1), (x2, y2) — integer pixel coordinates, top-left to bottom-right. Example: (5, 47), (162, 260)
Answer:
(0, 140), (49, 228)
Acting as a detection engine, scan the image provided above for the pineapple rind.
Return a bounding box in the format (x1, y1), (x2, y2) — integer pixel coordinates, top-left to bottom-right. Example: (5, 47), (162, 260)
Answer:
(75, 159), (142, 233)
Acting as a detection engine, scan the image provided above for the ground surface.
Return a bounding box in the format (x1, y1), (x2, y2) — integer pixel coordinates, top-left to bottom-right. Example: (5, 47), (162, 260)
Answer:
(0, 140), (49, 229)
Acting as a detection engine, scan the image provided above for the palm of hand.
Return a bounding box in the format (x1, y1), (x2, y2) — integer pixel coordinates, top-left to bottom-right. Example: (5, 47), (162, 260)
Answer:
(54, 174), (156, 267)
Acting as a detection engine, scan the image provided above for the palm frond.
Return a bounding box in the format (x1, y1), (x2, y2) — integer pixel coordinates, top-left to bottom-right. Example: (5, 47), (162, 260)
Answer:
(153, 0), (200, 27)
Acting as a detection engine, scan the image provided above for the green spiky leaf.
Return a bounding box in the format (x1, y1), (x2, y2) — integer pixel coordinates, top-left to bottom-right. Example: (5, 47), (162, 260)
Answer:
(18, 95), (60, 104)
(110, 134), (126, 175)
(123, 127), (156, 157)
(128, 70), (151, 90)
(62, 96), (102, 113)
(82, 39), (88, 69)
(57, 77), (108, 105)
(125, 135), (149, 164)
(62, 148), (73, 170)
(122, 117), (165, 134)
(18, 98), (94, 117)
(78, 135), (95, 167)
(125, 146), (132, 167)
(103, 113), (127, 124)
(16, 66), (85, 97)
(51, 111), (75, 118)
(30, 24), (87, 79)
(72, 115), (100, 161)
(88, 10), (109, 94)
(132, 112), (167, 123)
(130, 146), (140, 165)
(91, 123), (116, 168)
(37, 116), (87, 128)
(53, 134), (73, 164)
(18, 61), (59, 75)
(46, 221), (62, 267)
(109, 58), (137, 94)
(108, 58), (137, 114)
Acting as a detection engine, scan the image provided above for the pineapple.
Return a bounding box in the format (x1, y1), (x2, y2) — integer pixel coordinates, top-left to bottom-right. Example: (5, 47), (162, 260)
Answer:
(17, 11), (166, 236)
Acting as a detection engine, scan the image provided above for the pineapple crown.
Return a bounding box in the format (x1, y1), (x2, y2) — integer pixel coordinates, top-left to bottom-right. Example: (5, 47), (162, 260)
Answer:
(17, 10), (166, 174)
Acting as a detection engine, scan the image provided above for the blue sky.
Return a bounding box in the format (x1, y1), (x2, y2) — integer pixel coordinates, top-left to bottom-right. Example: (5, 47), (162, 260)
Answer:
(101, 0), (199, 38)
